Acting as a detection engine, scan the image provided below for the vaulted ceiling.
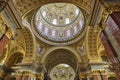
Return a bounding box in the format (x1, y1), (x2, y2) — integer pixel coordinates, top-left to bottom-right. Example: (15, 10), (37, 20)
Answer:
(0, 0), (120, 74)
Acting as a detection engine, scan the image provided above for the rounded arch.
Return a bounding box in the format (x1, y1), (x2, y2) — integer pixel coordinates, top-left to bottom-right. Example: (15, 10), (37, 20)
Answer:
(22, 27), (36, 58)
(4, 45), (25, 67)
(5, 52), (24, 67)
(108, 76), (117, 80)
(9, 46), (25, 57)
(40, 46), (82, 73)
(40, 46), (82, 63)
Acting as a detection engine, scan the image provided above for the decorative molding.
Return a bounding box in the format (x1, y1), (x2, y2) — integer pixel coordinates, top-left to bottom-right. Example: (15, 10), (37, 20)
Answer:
(12, 0), (93, 17)
(22, 27), (35, 64)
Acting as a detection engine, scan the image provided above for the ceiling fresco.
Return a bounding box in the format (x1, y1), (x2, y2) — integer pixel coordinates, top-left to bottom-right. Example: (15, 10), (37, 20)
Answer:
(33, 3), (84, 42)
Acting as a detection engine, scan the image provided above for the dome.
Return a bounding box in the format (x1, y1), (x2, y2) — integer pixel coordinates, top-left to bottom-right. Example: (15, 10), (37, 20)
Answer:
(33, 3), (85, 44)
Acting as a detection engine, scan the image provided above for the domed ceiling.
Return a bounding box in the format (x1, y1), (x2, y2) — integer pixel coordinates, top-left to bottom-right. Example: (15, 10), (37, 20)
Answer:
(32, 3), (85, 45)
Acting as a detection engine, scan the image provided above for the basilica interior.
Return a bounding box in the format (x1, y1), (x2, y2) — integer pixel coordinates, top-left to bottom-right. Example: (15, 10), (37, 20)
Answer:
(0, 0), (120, 80)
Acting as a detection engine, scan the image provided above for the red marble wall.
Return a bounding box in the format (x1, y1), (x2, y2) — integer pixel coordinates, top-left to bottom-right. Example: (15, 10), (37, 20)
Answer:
(0, 34), (9, 56)
(101, 11), (120, 80)
(110, 11), (120, 29)
(107, 15), (120, 46)
(100, 32), (114, 59)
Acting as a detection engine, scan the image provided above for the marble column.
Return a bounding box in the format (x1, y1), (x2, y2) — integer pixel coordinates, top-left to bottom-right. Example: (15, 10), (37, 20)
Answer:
(24, 75), (29, 80)
(36, 73), (44, 80)
(0, 27), (13, 57)
(0, 34), (9, 55)
(110, 11), (120, 29)
(92, 71), (99, 80)
(102, 12), (120, 79)
(102, 75), (107, 80)
(16, 76), (21, 80)
(93, 75), (98, 80)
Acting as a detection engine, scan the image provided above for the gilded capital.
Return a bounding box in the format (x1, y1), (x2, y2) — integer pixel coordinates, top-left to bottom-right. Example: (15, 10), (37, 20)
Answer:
(5, 27), (14, 39)
(0, 14), (6, 34)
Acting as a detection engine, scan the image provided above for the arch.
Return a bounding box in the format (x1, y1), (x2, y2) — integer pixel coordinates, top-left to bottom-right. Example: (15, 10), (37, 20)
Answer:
(22, 27), (35, 58)
(9, 46), (25, 57)
(40, 46), (82, 73)
(5, 52), (23, 67)
(40, 46), (82, 63)
(108, 76), (117, 80)
(3, 43), (25, 67)
(5, 51), (24, 67)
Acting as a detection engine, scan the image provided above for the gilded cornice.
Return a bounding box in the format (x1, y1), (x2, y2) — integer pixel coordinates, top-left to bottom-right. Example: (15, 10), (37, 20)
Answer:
(106, 4), (120, 14)
(101, 0), (120, 13)
(12, 0), (93, 18)
(91, 70), (106, 75)
(98, 1), (120, 30)
(31, 10), (88, 45)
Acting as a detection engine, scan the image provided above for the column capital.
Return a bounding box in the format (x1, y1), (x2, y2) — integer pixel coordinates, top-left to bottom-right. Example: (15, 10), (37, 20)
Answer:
(92, 70), (106, 75)
(79, 73), (87, 78)
(36, 73), (44, 80)
(5, 27), (14, 39)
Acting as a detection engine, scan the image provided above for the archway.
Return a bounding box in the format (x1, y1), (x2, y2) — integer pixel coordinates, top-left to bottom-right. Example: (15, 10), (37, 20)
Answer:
(40, 46), (82, 64)
(40, 46), (82, 80)
(2, 52), (24, 80)
(108, 76), (117, 80)
(5, 52), (24, 67)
